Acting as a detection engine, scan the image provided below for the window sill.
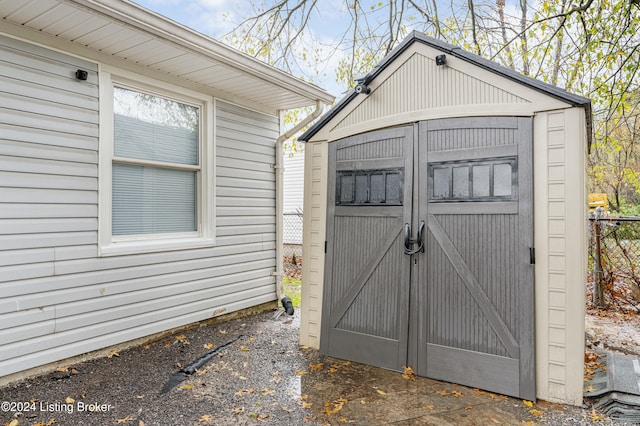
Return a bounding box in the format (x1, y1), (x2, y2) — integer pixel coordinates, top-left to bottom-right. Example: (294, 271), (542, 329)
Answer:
(99, 236), (215, 257)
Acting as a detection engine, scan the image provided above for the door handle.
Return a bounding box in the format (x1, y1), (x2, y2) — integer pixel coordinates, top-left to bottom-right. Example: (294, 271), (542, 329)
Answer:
(403, 220), (425, 255)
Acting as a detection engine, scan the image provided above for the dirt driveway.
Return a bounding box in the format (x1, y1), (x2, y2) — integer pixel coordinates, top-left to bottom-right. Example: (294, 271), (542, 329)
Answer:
(0, 308), (623, 425)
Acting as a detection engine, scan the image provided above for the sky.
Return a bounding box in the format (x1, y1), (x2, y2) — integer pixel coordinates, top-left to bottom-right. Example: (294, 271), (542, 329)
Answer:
(132, 0), (352, 96)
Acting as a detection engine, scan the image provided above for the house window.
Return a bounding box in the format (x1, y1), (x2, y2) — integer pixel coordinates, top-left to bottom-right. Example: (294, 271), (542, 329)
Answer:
(99, 70), (214, 256)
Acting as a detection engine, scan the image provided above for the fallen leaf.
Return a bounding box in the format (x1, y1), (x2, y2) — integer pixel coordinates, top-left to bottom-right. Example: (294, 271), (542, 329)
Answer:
(425, 404), (434, 410)
(138, 421), (145, 426)
(529, 408), (544, 417)
(328, 367), (338, 373)
(591, 408), (605, 421)
(108, 350), (120, 358)
(309, 363), (323, 371)
(219, 330), (228, 335)
(55, 367), (69, 372)
(259, 387), (275, 395)
(523, 400), (534, 408)
(65, 397), (75, 404)
(402, 365), (416, 381)
(436, 390), (449, 396)
(585, 384), (595, 392)
(204, 343), (214, 349)
(451, 391), (463, 397)
(490, 418), (501, 424)
(70, 368), (79, 375)
(116, 416), (135, 424)
(281, 406), (294, 413)
(338, 417), (349, 423)
(376, 389), (386, 395)
(324, 397), (348, 416)
(343, 361), (351, 366)
(7, 420), (19, 426)
(256, 414), (270, 421)
(181, 385), (194, 390)
(300, 345), (309, 349)
(232, 407), (245, 414)
(198, 415), (214, 424)
(175, 334), (186, 340)
(294, 369), (308, 376)
(239, 346), (250, 351)
(302, 401), (313, 409)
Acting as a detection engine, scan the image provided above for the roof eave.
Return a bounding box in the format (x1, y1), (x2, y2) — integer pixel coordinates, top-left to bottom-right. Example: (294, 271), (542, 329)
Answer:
(71, 0), (334, 109)
(300, 31), (592, 147)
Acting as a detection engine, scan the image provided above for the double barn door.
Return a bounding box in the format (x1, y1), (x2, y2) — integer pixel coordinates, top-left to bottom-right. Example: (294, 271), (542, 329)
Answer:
(321, 117), (535, 400)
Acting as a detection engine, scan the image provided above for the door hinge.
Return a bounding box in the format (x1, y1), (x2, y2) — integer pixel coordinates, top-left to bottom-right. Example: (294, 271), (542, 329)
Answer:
(529, 247), (535, 265)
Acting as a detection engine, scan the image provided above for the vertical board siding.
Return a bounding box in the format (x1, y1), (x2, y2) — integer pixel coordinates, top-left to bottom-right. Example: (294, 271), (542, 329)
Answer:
(0, 36), (279, 378)
(426, 215), (517, 357)
(335, 52), (528, 131)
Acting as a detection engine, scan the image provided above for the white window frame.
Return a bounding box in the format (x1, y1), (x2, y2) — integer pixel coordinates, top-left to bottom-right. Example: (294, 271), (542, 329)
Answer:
(98, 66), (215, 256)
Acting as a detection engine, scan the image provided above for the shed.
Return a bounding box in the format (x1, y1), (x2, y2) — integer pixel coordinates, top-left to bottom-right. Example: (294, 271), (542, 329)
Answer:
(0, 0), (333, 381)
(299, 32), (590, 405)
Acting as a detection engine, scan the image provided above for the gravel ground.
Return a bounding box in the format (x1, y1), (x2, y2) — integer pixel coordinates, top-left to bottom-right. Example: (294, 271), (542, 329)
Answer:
(0, 307), (632, 426)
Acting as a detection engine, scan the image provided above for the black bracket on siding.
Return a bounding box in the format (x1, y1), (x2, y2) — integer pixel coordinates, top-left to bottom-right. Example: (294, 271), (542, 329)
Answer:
(529, 247), (535, 265)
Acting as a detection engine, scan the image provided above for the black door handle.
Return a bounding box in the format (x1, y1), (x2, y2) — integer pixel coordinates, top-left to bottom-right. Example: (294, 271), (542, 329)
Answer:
(403, 221), (425, 255)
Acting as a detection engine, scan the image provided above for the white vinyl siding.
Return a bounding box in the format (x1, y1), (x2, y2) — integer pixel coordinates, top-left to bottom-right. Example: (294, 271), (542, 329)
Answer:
(0, 35), (278, 378)
(283, 149), (305, 214)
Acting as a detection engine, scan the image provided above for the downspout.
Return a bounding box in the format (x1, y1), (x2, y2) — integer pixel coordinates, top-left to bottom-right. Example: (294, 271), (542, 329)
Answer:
(275, 100), (323, 312)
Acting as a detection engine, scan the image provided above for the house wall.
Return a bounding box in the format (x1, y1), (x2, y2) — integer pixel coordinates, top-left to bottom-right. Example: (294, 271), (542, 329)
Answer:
(0, 35), (278, 378)
(283, 149), (305, 214)
(300, 41), (586, 405)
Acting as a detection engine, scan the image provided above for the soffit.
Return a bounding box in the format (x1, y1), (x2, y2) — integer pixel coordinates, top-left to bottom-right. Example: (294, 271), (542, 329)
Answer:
(0, 0), (334, 112)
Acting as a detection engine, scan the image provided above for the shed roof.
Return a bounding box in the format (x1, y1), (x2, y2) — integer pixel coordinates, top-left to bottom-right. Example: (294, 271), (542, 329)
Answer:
(300, 31), (591, 145)
(0, 0), (334, 113)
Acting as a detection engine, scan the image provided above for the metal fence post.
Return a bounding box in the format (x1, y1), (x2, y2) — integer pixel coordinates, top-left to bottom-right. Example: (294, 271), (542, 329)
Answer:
(593, 206), (605, 308)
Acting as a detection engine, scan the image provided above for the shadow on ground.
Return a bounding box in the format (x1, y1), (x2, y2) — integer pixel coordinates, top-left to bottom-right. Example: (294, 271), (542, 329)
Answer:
(0, 309), (621, 425)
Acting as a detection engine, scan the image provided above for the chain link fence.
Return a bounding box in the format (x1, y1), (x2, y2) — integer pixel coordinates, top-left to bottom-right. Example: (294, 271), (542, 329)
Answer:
(283, 211), (302, 279)
(589, 213), (640, 310)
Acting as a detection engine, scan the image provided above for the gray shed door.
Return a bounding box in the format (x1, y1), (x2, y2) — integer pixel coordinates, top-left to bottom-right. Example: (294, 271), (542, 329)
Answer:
(321, 126), (413, 370)
(322, 117), (535, 400)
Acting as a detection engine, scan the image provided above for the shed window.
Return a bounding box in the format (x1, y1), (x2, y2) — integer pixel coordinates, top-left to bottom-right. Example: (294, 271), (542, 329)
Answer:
(336, 168), (403, 206)
(99, 70), (215, 256)
(429, 158), (517, 202)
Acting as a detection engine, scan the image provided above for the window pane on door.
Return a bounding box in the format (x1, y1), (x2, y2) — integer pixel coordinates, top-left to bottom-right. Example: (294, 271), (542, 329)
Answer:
(452, 166), (470, 198)
(472, 165), (491, 197)
(433, 167), (451, 199)
(493, 163), (512, 196)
